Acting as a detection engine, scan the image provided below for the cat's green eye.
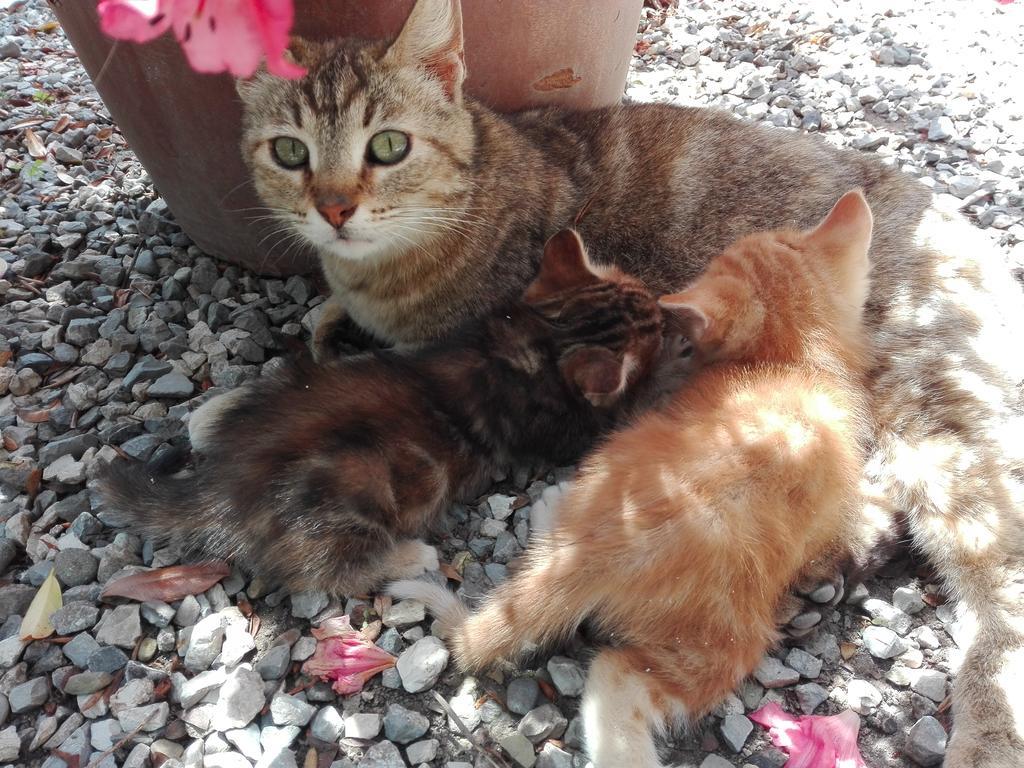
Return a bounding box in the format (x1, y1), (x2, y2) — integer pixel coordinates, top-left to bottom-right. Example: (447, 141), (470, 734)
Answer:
(272, 137), (309, 169)
(367, 130), (411, 165)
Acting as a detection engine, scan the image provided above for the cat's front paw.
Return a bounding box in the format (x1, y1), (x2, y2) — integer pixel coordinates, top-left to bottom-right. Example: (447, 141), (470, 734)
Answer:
(530, 480), (572, 539)
(779, 570), (846, 638)
(311, 297), (373, 361)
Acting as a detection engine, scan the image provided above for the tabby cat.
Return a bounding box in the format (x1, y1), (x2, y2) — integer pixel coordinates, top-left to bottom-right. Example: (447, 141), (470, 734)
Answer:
(393, 191), (875, 767)
(99, 231), (671, 596)
(237, 1), (1024, 763)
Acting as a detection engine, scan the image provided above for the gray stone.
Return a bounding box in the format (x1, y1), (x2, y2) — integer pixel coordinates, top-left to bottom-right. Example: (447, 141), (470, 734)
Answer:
(147, 371), (194, 398)
(507, 677), (540, 715)
(846, 679), (882, 714)
(795, 682), (829, 714)
(396, 635), (449, 693)
(863, 625), (907, 659)
(754, 656), (800, 688)
(225, 723), (262, 761)
(270, 693), (316, 727)
(383, 703), (429, 744)
(180, 668), (226, 708)
(210, 664), (265, 731)
(256, 644), (292, 680)
(311, 704), (345, 743)
(699, 757), (734, 768)
(947, 175), (982, 199)
(547, 655), (585, 697)
(51, 602), (100, 635)
(499, 731), (537, 768)
(784, 647), (823, 679)
(0, 725), (19, 763)
(184, 612), (225, 671)
(64, 671), (113, 695)
(140, 600), (176, 628)
(54, 549), (99, 587)
(345, 712), (382, 739)
(89, 718), (122, 750)
(290, 589), (328, 619)
(9, 676), (48, 712)
(117, 702), (169, 732)
(407, 738), (440, 765)
(95, 604), (142, 649)
(518, 704), (568, 743)
(357, 740), (405, 768)
(535, 743), (572, 768)
(905, 716), (947, 766)
(382, 600), (425, 629)
(928, 116), (956, 142)
(63, 632), (101, 668)
(720, 713), (753, 752)
(911, 670), (948, 703)
(261, 725), (300, 754)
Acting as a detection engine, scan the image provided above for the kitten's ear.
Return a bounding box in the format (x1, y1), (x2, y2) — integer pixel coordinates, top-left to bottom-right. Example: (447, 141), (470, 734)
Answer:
(236, 38), (312, 99)
(561, 347), (627, 407)
(524, 229), (601, 303)
(805, 189), (874, 263)
(388, 0), (466, 102)
(658, 294), (710, 342)
(285, 36), (316, 67)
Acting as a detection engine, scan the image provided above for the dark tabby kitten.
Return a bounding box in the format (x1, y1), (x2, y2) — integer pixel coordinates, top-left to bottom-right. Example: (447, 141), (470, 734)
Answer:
(99, 231), (669, 595)
(237, 2), (1024, 762)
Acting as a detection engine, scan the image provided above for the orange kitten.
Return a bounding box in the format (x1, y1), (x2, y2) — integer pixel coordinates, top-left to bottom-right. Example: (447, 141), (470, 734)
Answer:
(393, 190), (875, 767)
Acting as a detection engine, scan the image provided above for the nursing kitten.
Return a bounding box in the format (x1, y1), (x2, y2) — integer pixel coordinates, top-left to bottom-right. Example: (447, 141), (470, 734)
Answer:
(99, 231), (670, 596)
(393, 191), (875, 767)
(236, 3), (1024, 761)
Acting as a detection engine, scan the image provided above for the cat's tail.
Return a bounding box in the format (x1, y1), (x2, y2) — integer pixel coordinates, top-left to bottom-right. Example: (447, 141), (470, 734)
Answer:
(391, 544), (598, 671)
(96, 457), (224, 554)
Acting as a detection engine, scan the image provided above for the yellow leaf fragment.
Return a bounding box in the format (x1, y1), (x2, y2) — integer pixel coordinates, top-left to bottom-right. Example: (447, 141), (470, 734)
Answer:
(21, 569), (63, 640)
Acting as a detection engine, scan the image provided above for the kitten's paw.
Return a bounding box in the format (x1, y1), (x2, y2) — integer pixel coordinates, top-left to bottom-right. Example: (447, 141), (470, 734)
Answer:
(388, 540), (440, 580)
(780, 571), (846, 638)
(187, 387), (249, 453)
(531, 480), (572, 538)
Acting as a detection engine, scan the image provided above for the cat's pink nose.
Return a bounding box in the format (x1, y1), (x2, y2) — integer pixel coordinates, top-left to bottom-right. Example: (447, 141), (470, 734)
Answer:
(316, 196), (357, 229)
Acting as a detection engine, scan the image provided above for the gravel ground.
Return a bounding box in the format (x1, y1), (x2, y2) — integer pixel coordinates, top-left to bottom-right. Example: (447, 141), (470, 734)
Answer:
(1, 1), (1023, 767)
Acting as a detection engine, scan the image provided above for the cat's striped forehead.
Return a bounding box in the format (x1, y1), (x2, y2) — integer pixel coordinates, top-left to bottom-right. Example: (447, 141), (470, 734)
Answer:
(537, 278), (662, 352)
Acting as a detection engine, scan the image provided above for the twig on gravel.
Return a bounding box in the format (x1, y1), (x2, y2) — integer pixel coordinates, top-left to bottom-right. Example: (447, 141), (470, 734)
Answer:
(85, 708), (156, 767)
(430, 690), (511, 768)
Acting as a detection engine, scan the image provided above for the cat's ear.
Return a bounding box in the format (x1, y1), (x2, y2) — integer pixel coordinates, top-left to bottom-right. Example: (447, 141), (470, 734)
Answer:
(235, 38), (312, 99)
(560, 347), (628, 407)
(658, 293), (710, 342)
(388, 0), (466, 102)
(805, 189), (874, 263)
(524, 229), (601, 303)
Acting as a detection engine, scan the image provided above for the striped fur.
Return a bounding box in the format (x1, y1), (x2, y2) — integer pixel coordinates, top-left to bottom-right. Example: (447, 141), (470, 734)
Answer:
(239, 2), (1024, 763)
(99, 232), (671, 597)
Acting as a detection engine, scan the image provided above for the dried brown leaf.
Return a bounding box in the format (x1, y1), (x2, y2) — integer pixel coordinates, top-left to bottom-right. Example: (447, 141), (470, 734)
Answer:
(96, 127), (114, 140)
(0, 350), (11, 367)
(439, 562), (464, 583)
(52, 114), (71, 133)
(840, 642), (858, 660)
(538, 678), (558, 701)
(26, 467), (42, 502)
(18, 408), (52, 424)
(25, 129), (46, 159)
(101, 561), (230, 602)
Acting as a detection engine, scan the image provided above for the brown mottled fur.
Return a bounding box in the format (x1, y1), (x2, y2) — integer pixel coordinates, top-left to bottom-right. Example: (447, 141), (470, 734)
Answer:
(394, 192), (876, 767)
(99, 232), (670, 596)
(240, 1), (1024, 762)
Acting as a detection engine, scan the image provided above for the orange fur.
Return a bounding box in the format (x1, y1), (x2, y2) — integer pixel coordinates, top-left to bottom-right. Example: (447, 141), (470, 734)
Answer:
(397, 191), (876, 767)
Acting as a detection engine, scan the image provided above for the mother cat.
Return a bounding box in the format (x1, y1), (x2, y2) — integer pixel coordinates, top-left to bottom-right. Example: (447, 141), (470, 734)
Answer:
(236, 1), (1024, 764)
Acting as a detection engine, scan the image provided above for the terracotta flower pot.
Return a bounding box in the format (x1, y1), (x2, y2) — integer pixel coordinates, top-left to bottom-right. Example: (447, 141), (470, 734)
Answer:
(49, 0), (644, 276)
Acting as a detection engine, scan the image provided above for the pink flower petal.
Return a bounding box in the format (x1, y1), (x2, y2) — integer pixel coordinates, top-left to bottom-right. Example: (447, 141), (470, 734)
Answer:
(750, 703), (868, 768)
(302, 616), (396, 695)
(97, 0), (173, 42)
(97, 0), (306, 79)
